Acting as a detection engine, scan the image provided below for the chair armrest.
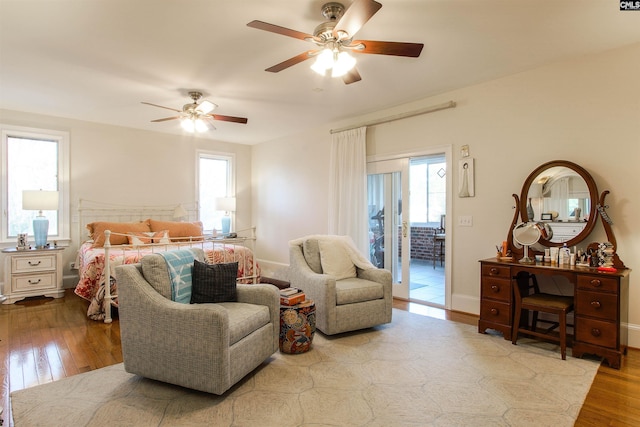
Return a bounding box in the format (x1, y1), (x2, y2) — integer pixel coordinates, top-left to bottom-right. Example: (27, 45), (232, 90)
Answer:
(358, 267), (392, 285)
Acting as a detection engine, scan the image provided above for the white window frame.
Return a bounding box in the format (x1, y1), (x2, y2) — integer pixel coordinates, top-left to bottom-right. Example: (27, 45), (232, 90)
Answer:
(195, 150), (235, 233)
(1, 125), (71, 246)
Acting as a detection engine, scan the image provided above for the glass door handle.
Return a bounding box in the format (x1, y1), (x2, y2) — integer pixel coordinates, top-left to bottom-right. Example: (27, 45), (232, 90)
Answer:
(402, 221), (408, 238)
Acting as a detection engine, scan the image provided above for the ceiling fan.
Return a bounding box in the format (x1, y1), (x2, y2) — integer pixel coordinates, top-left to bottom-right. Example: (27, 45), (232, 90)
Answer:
(141, 91), (248, 133)
(247, 0), (423, 84)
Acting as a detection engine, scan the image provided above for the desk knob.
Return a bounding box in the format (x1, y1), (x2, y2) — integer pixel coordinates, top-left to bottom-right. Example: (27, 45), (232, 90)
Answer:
(590, 279), (602, 287)
(590, 301), (602, 309)
(490, 308), (499, 315)
(490, 285), (500, 293)
(591, 328), (601, 337)
(490, 268), (499, 275)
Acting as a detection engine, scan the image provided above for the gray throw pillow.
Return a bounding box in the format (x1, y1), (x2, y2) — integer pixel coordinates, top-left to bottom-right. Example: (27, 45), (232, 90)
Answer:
(303, 239), (323, 274)
(190, 260), (238, 304)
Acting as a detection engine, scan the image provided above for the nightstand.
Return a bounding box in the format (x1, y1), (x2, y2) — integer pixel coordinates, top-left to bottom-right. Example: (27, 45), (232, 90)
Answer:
(2, 246), (65, 304)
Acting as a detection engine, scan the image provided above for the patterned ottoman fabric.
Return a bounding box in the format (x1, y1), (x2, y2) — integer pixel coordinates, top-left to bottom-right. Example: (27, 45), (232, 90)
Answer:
(279, 300), (316, 354)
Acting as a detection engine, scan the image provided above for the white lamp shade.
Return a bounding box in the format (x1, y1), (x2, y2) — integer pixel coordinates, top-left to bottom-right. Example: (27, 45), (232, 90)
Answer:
(173, 204), (188, 219)
(23, 190), (59, 211)
(215, 197), (236, 212)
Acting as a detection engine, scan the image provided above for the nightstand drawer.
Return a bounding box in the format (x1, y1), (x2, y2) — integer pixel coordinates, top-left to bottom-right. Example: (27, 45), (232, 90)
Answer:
(12, 272), (57, 292)
(13, 254), (57, 273)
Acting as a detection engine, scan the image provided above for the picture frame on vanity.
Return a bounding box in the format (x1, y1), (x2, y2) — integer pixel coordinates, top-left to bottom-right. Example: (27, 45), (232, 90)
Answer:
(541, 213), (553, 221)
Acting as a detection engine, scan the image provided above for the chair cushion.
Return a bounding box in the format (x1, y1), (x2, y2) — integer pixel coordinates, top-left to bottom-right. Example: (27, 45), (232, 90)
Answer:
(217, 302), (271, 345)
(522, 293), (574, 310)
(141, 248), (205, 300)
(318, 239), (356, 280)
(303, 239), (323, 274)
(336, 277), (384, 305)
(191, 260), (238, 304)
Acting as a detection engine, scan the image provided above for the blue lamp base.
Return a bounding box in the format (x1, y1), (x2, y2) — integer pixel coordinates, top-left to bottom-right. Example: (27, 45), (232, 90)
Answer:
(221, 216), (231, 236)
(33, 216), (49, 248)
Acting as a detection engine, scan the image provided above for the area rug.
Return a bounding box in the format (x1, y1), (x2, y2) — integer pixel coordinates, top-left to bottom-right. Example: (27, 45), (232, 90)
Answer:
(10, 309), (600, 426)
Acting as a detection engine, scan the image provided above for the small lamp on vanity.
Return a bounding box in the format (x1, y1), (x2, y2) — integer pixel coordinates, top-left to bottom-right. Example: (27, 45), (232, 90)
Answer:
(215, 197), (236, 236)
(22, 190), (59, 249)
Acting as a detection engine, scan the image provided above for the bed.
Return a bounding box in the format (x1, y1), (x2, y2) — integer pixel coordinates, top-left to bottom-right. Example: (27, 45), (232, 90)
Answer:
(73, 200), (259, 323)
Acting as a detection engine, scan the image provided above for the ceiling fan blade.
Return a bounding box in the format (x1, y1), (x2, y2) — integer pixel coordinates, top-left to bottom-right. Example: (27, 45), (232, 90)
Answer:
(211, 114), (248, 124)
(196, 100), (217, 114)
(333, 0), (382, 40)
(351, 40), (424, 57)
(342, 67), (362, 85)
(141, 102), (182, 113)
(247, 20), (315, 41)
(151, 116), (181, 122)
(265, 50), (318, 73)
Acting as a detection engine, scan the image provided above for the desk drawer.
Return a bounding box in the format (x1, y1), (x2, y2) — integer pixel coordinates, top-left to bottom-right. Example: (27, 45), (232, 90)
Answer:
(480, 301), (511, 326)
(481, 277), (511, 303)
(482, 264), (511, 279)
(577, 275), (619, 293)
(12, 272), (56, 292)
(577, 290), (618, 321)
(576, 317), (617, 349)
(12, 254), (57, 273)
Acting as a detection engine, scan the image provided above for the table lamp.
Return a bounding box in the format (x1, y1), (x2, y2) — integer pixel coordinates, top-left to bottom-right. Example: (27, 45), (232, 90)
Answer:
(22, 190), (59, 248)
(173, 204), (188, 221)
(215, 197), (236, 235)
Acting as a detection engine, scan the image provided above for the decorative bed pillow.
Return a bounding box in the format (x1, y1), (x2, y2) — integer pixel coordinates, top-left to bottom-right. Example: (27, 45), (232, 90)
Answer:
(191, 260), (239, 304)
(87, 220), (152, 247)
(318, 239), (356, 280)
(148, 219), (203, 241)
(127, 230), (171, 246)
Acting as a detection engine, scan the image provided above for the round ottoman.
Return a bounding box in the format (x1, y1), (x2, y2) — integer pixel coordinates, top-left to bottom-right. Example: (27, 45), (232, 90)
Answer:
(279, 299), (316, 354)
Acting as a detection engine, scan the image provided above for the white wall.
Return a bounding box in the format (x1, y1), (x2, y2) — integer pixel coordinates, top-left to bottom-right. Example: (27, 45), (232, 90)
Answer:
(0, 110), (253, 287)
(252, 43), (640, 345)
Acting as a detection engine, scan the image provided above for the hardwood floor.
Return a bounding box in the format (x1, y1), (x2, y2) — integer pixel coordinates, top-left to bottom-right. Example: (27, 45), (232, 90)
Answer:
(0, 292), (637, 426)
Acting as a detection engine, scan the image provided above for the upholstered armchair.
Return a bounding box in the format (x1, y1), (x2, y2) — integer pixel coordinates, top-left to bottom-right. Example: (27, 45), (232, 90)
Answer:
(289, 235), (392, 335)
(115, 249), (280, 395)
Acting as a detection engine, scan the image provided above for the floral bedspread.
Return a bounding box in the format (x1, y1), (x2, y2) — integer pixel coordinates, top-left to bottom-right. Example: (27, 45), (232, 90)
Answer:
(74, 241), (260, 320)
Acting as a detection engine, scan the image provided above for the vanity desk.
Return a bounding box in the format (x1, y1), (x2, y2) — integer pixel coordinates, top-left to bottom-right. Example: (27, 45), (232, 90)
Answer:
(479, 160), (631, 369)
(479, 258), (629, 368)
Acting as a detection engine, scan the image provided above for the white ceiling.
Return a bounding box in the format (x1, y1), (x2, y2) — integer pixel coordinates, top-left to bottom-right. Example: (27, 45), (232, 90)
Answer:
(1, 0), (639, 145)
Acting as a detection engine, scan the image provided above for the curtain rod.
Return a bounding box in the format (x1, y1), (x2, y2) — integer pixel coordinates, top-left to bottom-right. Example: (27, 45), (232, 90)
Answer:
(330, 100), (457, 134)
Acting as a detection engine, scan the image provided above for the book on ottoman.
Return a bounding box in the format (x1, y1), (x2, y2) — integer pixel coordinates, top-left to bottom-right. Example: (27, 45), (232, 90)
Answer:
(280, 291), (306, 306)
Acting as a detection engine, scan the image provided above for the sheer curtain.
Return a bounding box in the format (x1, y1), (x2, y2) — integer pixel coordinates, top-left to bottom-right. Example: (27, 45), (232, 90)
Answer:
(328, 127), (369, 255)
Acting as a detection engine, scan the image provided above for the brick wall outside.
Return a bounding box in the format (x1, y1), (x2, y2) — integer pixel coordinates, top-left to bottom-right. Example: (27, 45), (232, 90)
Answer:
(396, 226), (445, 261)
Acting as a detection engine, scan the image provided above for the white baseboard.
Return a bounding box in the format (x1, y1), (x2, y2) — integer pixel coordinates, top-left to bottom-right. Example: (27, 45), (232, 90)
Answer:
(626, 322), (640, 349)
(451, 294), (480, 316)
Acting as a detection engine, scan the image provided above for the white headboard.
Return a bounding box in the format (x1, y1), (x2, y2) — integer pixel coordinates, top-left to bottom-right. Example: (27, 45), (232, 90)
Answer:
(77, 199), (199, 242)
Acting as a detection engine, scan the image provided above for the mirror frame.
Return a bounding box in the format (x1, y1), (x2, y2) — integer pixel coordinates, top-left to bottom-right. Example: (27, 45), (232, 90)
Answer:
(519, 160), (598, 248)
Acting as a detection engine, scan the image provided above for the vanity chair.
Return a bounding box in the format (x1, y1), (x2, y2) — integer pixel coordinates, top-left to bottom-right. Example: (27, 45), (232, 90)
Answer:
(479, 160), (630, 368)
(512, 271), (574, 360)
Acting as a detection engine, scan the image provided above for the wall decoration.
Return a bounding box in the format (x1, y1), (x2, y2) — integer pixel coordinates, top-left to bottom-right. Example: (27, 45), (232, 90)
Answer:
(458, 158), (475, 197)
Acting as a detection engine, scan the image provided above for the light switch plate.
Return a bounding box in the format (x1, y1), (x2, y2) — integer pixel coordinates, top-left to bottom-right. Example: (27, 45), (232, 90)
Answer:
(458, 215), (473, 227)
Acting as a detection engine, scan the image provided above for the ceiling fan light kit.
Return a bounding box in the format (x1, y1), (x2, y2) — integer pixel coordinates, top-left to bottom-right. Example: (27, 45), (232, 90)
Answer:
(247, 0), (423, 84)
(142, 91), (248, 133)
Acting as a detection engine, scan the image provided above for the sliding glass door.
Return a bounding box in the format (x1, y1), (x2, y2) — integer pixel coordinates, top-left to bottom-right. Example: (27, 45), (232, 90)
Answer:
(367, 158), (410, 299)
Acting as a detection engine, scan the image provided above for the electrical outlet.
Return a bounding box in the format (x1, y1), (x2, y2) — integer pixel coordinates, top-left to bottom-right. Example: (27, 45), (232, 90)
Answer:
(458, 215), (473, 227)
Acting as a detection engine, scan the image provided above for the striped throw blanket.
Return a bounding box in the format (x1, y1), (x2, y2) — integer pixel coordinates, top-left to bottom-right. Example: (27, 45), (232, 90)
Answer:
(159, 249), (199, 304)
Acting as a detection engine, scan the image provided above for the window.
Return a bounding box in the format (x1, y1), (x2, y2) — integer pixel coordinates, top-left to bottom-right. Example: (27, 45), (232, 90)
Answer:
(409, 155), (446, 226)
(197, 151), (234, 233)
(1, 125), (70, 245)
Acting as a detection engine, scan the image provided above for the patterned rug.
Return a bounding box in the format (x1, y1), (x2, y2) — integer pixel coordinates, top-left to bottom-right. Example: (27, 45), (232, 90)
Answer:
(10, 309), (600, 426)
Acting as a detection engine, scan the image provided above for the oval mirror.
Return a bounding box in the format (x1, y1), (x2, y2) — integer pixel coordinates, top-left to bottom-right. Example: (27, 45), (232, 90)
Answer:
(520, 160), (598, 248)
